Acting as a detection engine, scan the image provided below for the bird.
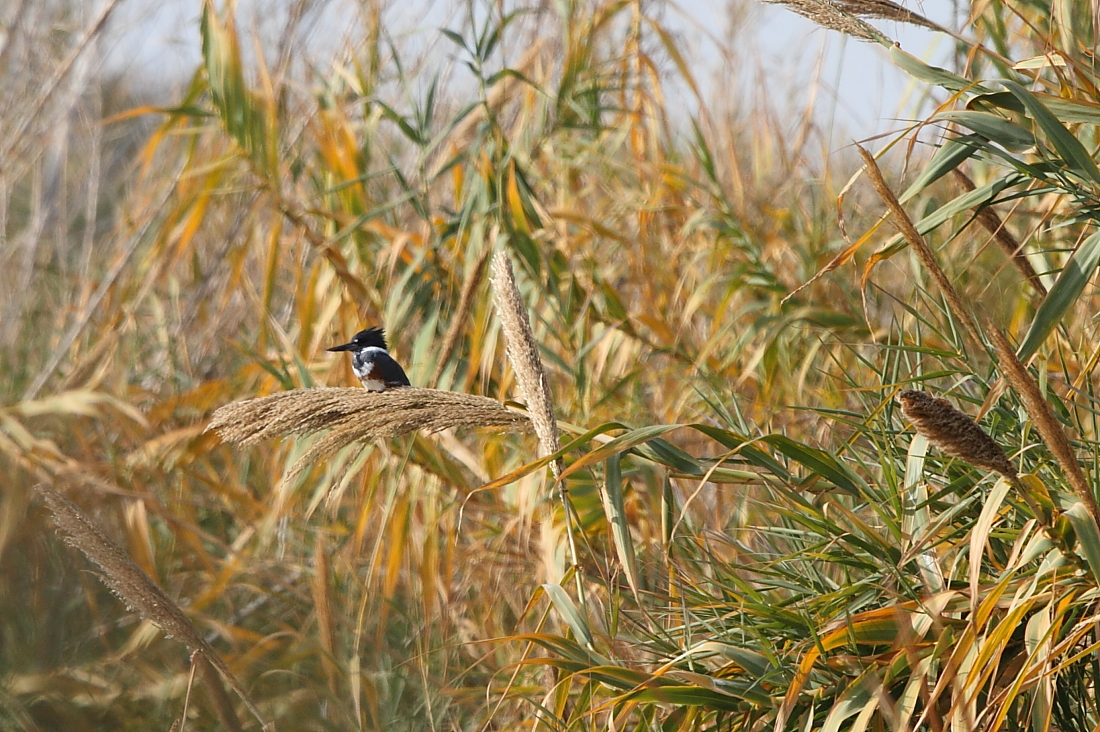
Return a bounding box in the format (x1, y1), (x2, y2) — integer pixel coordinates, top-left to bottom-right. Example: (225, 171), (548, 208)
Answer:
(327, 326), (411, 392)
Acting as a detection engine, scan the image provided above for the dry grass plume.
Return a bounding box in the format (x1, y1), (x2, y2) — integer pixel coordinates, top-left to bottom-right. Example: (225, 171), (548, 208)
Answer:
(36, 485), (270, 731)
(898, 389), (1015, 477)
(208, 386), (530, 445)
(489, 250), (562, 477)
(763, 0), (888, 41)
(208, 386), (531, 476)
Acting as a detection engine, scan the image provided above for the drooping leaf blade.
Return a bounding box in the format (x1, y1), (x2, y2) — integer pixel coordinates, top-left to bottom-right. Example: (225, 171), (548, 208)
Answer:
(1017, 230), (1100, 360)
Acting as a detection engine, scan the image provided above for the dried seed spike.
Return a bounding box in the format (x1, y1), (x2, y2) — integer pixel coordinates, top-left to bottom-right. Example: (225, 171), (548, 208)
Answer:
(207, 386), (532, 482)
(489, 250), (562, 477)
(835, 0), (940, 30)
(208, 386), (531, 446)
(898, 389), (1016, 478)
(763, 0), (887, 42)
(36, 486), (272, 731)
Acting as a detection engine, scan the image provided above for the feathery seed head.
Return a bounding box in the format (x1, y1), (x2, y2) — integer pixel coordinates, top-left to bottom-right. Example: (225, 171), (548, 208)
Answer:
(764, 0), (888, 41)
(36, 485), (271, 730)
(898, 389), (1016, 478)
(489, 250), (562, 477)
(207, 386), (532, 478)
(208, 386), (530, 445)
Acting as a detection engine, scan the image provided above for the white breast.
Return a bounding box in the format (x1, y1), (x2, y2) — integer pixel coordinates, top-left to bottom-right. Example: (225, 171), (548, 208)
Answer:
(352, 347), (389, 392)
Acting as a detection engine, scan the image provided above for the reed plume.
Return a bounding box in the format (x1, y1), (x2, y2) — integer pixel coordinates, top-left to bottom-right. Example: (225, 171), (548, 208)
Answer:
(763, 0), (889, 41)
(208, 386), (531, 478)
(897, 390), (1067, 556)
(489, 250), (562, 477)
(209, 386), (529, 445)
(36, 485), (270, 731)
(489, 248), (586, 614)
(898, 390), (1015, 477)
(831, 0), (939, 28)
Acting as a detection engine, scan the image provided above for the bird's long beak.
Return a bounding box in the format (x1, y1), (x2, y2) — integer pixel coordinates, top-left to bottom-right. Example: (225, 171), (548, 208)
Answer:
(327, 341), (356, 352)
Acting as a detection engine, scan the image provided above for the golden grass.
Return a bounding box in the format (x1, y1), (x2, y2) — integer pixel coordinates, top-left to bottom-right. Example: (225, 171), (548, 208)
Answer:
(13, 0), (1100, 728)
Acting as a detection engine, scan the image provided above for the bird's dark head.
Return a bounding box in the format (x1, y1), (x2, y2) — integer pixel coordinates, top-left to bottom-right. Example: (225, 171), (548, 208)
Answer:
(327, 326), (389, 353)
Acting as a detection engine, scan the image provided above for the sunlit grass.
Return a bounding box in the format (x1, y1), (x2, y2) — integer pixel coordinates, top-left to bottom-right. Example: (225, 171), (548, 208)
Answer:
(6, 0), (1100, 729)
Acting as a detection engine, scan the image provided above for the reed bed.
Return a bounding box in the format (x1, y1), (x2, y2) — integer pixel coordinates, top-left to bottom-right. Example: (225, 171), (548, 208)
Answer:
(7, 0), (1100, 729)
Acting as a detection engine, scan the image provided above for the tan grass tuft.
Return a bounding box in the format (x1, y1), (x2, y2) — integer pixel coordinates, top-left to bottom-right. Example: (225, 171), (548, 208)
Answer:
(764, 0), (888, 41)
(208, 386), (531, 476)
(898, 390), (1015, 477)
(36, 485), (271, 731)
(835, 0), (939, 29)
(987, 324), (1100, 529)
(208, 386), (530, 445)
(489, 250), (562, 477)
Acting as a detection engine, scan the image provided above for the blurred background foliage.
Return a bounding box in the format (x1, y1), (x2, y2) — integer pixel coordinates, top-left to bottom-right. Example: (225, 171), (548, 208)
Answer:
(6, 0), (1100, 729)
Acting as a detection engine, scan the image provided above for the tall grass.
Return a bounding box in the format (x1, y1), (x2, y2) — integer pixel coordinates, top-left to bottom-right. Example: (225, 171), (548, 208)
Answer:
(6, 0), (1100, 729)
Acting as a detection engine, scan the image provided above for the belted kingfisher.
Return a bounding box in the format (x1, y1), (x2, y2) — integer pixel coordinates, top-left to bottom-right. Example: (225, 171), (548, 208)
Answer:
(327, 326), (411, 392)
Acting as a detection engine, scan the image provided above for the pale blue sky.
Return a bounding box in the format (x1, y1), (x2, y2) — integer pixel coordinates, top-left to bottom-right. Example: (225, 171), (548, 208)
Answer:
(104, 0), (959, 142)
